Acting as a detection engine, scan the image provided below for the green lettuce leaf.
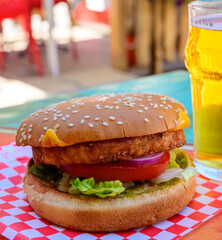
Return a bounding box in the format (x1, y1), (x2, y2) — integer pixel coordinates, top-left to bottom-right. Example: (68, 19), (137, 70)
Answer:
(28, 163), (62, 186)
(181, 167), (197, 182)
(167, 150), (180, 169)
(69, 177), (125, 198)
(167, 148), (193, 169)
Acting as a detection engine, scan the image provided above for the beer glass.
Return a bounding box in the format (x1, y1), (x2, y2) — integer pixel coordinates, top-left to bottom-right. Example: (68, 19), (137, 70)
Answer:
(185, 1), (222, 181)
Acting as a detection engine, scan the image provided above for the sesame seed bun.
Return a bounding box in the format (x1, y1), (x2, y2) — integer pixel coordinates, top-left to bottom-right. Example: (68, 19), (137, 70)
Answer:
(16, 93), (188, 147)
(23, 169), (196, 232)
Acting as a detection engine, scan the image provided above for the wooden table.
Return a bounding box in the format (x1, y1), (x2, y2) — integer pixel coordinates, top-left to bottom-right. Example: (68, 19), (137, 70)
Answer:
(0, 70), (221, 239)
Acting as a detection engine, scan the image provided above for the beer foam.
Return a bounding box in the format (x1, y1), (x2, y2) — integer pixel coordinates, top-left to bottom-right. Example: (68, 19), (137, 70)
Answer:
(192, 13), (222, 30)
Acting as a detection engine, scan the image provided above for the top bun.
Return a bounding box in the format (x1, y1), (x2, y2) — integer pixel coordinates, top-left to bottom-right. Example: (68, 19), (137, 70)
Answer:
(16, 93), (189, 147)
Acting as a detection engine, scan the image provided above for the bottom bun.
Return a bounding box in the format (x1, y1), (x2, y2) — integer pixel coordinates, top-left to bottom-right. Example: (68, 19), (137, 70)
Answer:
(23, 172), (196, 232)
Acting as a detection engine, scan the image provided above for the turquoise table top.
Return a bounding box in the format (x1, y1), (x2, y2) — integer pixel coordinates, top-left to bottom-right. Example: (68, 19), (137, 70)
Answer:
(0, 70), (193, 143)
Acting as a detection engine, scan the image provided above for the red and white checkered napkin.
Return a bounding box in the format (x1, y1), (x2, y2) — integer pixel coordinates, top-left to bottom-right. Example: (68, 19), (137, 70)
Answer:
(0, 143), (222, 240)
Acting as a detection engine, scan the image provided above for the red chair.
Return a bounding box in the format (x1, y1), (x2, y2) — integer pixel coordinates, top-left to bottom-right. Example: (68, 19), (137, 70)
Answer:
(0, 0), (43, 75)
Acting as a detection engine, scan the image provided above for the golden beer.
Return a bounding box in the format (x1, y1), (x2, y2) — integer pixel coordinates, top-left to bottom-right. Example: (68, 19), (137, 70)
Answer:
(185, 14), (222, 171)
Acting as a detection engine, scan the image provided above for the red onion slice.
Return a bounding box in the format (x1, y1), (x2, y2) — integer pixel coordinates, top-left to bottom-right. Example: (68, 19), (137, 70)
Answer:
(124, 152), (165, 167)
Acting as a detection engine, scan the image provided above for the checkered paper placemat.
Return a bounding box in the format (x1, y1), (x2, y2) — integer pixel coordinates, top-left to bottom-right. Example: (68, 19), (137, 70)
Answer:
(0, 143), (221, 240)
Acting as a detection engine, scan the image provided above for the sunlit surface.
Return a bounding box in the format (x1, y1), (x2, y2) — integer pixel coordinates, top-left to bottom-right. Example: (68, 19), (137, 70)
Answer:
(0, 77), (47, 108)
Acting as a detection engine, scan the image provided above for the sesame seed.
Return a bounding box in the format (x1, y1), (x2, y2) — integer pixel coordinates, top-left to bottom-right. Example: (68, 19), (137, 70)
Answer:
(23, 135), (27, 140)
(20, 128), (24, 132)
(43, 118), (49, 121)
(158, 115), (164, 119)
(19, 139), (22, 143)
(104, 105), (109, 109)
(66, 114), (70, 118)
(56, 110), (61, 113)
(174, 120), (178, 124)
(150, 103), (153, 106)
(44, 112), (48, 114)
(103, 122), (108, 126)
(109, 106), (114, 109)
(21, 131), (25, 136)
(95, 117), (100, 121)
(147, 99), (152, 101)
(58, 114), (63, 117)
(159, 104), (163, 107)
(163, 101), (167, 104)
(84, 115), (90, 119)
(144, 106), (148, 110)
(72, 110), (78, 114)
(109, 116), (115, 120)
(34, 113), (38, 117)
(55, 124), (60, 129)
(167, 104), (173, 108)
(88, 123), (93, 128)
(43, 127), (48, 131)
(71, 105), (75, 107)
(117, 121), (123, 125)
(23, 124), (27, 127)
(67, 107), (71, 110)
(115, 106), (119, 109)
(54, 117), (57, 121)
(62, 117), (66, 121)
(175, 109), (179, 112)
(144, 118), (149, 123)
(164, 107), (168, 109)
(137, 110), (143, 113)
(140, 105), (145, 108)
(53, 109), (56, 112)
(39, 135), (44, 142)
(80, 119), (85, 124)
(68, 123), (74, 127)
(54, 129), (57, 132)
(28, 128), (32, 133)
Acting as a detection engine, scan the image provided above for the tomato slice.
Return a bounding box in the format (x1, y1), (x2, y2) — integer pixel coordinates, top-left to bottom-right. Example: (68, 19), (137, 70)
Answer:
(60, 151), (170, 182)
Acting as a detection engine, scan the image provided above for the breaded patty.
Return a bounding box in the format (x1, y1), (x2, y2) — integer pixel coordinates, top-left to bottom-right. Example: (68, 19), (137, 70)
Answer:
(32, 129), (186, 166)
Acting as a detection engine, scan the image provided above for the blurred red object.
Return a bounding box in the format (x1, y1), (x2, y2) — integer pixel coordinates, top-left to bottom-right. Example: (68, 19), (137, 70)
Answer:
(0, 0), (43, 75)
(74, 1), (109, 24)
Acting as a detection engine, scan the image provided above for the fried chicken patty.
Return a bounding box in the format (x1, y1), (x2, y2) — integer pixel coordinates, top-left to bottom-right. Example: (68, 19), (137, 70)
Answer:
(32, 129), (186, 166)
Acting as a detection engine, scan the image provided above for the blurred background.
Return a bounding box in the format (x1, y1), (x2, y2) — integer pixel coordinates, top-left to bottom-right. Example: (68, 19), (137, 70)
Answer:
(0, 0), (191, 109)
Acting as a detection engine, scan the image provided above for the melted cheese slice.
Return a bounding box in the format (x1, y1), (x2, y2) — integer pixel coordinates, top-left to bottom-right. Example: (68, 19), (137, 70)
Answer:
(174, 112), (190, 130)
(42, 129), (67, 147)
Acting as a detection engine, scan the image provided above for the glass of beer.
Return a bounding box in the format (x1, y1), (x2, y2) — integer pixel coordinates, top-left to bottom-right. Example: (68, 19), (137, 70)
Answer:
(185, 1), (222, 181)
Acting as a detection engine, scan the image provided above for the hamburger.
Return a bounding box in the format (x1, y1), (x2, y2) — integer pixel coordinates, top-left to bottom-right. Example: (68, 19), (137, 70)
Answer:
(16, 93), (197, 232)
